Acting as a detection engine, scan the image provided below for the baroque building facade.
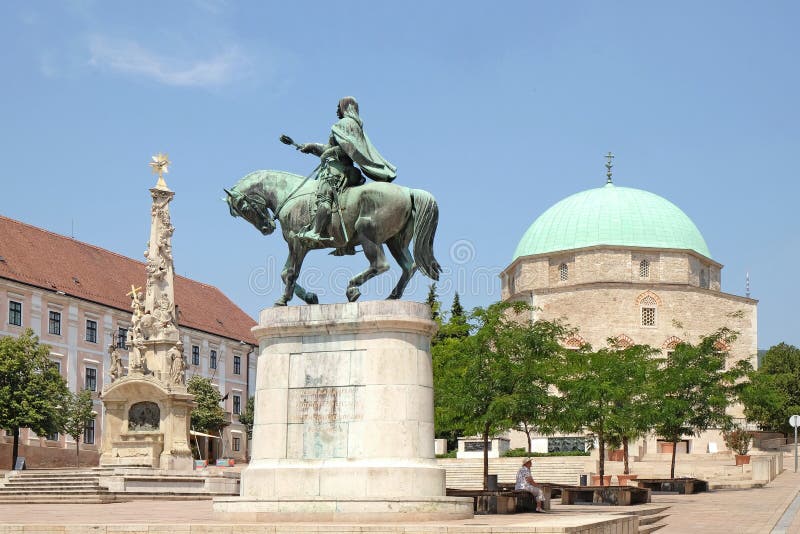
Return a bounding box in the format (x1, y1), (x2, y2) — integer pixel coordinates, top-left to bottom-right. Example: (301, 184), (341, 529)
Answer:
(0, 214), (257, 468)
(501, 178), (757, 455)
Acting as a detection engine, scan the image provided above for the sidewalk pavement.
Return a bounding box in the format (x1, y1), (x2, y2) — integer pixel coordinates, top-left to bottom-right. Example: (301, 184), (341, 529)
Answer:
(651, 467), (800, 533)
(0, 468), (797, 533)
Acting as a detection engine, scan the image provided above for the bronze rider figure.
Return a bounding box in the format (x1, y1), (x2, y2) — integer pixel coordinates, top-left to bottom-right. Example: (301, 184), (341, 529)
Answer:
(295, 96), (397, 246)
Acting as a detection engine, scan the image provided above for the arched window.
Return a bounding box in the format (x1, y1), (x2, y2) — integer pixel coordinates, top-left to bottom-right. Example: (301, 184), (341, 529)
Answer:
(640, 295), (657, 327)
(559, 263), (568, 281)
(611, 334), (634, 349)
(561, 335), (586, 350)
(639, 259), (650, 278)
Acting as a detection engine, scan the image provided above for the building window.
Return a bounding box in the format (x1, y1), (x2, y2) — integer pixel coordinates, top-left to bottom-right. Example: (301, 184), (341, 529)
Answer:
(192, 345), (200, 366)
(233, 355), (241, 375)
(233, 394), (241, 415)
(558, 263), (568, 281)
(641, 307), (656, 327)
(47, 431), (59, 442)
(51, 359), (61, 374)
(85, 319), (97, 343)
(700, 269), (709, 289)
(210, 350), (217, 370)
(85, 367), (97, 391)
(49, 311), (61, 335)
(639, 259), (650, 278)
(640, 295), (658, 327)
(117, 327), (128, 349)
(8, 301), (22, 326)
(232, 437), (241, 452)
(83, 417), (95, 445)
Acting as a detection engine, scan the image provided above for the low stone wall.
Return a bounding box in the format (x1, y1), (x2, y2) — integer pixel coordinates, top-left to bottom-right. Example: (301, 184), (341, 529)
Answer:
(0, 442), (99, 470)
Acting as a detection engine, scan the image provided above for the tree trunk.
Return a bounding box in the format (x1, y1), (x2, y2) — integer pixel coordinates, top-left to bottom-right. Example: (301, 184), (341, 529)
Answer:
(482, 422), (490, 490)
(76, 439), (81, 467)
(670, 439), (678, 478)
(623, 436), (630, 475)
(524, 422), (532, 453)
(11, 427), (20, 469)
(598, 432), (605, 486)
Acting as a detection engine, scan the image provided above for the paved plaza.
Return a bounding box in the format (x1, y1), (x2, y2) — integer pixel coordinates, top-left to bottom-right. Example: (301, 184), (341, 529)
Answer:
(0, 468), (797, 533)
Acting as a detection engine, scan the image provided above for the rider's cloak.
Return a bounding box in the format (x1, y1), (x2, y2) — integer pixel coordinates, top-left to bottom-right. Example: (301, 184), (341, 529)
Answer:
(332, 116), (397, 182)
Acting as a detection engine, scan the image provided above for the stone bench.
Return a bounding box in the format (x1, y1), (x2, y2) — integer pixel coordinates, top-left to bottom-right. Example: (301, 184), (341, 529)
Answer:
(447, 484), (554, 514)
(635, 477), (708, 494)
(560, 485), (651, 506)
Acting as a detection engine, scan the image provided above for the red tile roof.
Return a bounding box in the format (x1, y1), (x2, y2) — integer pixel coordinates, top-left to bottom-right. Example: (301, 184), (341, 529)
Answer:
(0, 215), (256, 344)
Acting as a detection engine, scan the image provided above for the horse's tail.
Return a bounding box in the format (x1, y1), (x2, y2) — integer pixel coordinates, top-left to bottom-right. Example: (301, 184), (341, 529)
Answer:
(410, 189), (442, 281)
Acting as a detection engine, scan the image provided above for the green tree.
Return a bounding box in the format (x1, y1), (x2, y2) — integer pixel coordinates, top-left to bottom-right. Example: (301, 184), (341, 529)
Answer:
(556, 343), (660, 484)
(425, 283), (441, 322)
(63, 389), (95, 467)
(652, 328), (748, 478)
(450, 292), (464, 319)
(740, 343), (799, 434)
(0, 329), (70, 468)
(188, 376), (228, 433)
(187, 376), (228, 459)
(433, 301), (564, 488)
(238, 395), (256, 439)
(509, 319), (570, 453)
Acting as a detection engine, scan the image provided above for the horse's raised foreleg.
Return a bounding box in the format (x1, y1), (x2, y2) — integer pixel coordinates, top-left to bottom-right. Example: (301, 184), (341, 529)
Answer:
(386, 232), (416, 300)
(275, 244), (316, 306)
(346, 237), (389, 303)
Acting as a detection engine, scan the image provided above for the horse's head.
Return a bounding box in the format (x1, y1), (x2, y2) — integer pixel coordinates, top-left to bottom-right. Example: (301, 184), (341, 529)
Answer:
(225, 187), (276, 236)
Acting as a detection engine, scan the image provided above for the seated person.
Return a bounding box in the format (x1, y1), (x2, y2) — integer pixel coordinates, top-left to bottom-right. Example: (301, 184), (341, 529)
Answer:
(515, 457), (546, 512)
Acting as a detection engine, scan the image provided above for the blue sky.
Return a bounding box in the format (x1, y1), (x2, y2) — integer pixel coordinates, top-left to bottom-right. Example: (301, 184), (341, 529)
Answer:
(1, 1), (797, 348)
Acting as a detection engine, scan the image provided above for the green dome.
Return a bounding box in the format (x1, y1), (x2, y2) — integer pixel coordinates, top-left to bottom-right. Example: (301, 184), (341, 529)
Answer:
(513, 183), (711, 260)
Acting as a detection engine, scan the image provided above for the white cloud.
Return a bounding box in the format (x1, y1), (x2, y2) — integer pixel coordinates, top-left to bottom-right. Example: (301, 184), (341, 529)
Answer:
(88, 36), (250, 88)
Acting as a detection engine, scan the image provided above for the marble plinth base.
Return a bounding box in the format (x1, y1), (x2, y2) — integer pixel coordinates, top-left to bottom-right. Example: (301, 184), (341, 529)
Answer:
(213, 496), (473, 522)
(214, 301), (472, 521)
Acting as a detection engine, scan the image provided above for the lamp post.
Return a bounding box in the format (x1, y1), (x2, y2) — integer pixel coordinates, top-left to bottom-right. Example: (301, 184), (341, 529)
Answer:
(789, 415), (800, 473)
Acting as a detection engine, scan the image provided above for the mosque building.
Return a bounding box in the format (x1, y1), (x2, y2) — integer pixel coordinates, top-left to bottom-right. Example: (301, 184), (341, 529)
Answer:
(500, 155), (757, 455)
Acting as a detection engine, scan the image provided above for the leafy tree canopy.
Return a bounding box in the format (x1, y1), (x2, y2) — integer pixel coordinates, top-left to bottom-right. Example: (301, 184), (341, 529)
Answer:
(187, 376), (228, 433)
(0, 329), (70, 467)
(238, 395), (256, 439)
(740, 342), (799, 434)
(63, 388), (95, 465)
(652, 328), (748, 477)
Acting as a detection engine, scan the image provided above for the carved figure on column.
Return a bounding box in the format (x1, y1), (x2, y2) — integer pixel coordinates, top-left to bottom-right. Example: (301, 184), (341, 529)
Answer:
(108, 344), (124, 382)
(169, 341), (186, 385)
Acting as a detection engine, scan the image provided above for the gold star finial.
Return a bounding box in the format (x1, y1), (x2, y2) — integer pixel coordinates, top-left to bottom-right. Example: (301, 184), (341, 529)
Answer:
(605, 152), (615, 184)
(149, 153), (170, 188)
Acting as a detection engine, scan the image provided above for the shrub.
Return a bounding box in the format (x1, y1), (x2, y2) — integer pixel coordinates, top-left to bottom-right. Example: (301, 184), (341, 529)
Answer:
(723, 428), (754, 455)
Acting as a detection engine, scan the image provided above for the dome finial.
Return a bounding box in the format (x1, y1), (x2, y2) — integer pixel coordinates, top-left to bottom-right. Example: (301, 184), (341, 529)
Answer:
(605, 152), (615, 184)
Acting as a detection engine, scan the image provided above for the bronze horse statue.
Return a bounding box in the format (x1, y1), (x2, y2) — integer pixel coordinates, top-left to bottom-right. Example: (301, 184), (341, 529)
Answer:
(225, 170), (441, 306)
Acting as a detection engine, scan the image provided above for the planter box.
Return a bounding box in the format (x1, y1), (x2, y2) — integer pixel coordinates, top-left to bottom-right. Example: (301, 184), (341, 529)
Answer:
(735, 454), (751, 466)
(591, 474), (612, 486)
(636, 477), (708, 494)
(616, 474), (638, 485)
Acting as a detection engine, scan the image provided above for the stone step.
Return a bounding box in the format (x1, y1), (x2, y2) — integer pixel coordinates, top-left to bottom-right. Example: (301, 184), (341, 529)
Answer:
(640, 514), (669, 526)
(0, 495), (115, 504)
(0, 484), (105, 492)
(639, 524), (667, 534)
(0, 489), (110, 495)
(708, 479), (766, 490)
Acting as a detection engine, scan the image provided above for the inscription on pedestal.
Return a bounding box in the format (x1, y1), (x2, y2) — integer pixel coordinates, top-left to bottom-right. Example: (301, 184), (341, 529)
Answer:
(287, 386), (363, 459)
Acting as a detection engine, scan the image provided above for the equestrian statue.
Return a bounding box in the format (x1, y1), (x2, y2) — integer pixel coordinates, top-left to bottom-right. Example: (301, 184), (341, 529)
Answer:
(225, 96), (441, 306)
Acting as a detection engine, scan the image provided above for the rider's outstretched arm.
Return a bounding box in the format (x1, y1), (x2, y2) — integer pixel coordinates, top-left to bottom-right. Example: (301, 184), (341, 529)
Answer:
(299, 143), (327, 156)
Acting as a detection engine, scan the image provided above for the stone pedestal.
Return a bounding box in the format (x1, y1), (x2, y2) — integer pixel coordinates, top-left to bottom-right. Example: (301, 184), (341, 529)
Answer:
(100, 372), (194, 471)
(213, 301), (472, 521)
